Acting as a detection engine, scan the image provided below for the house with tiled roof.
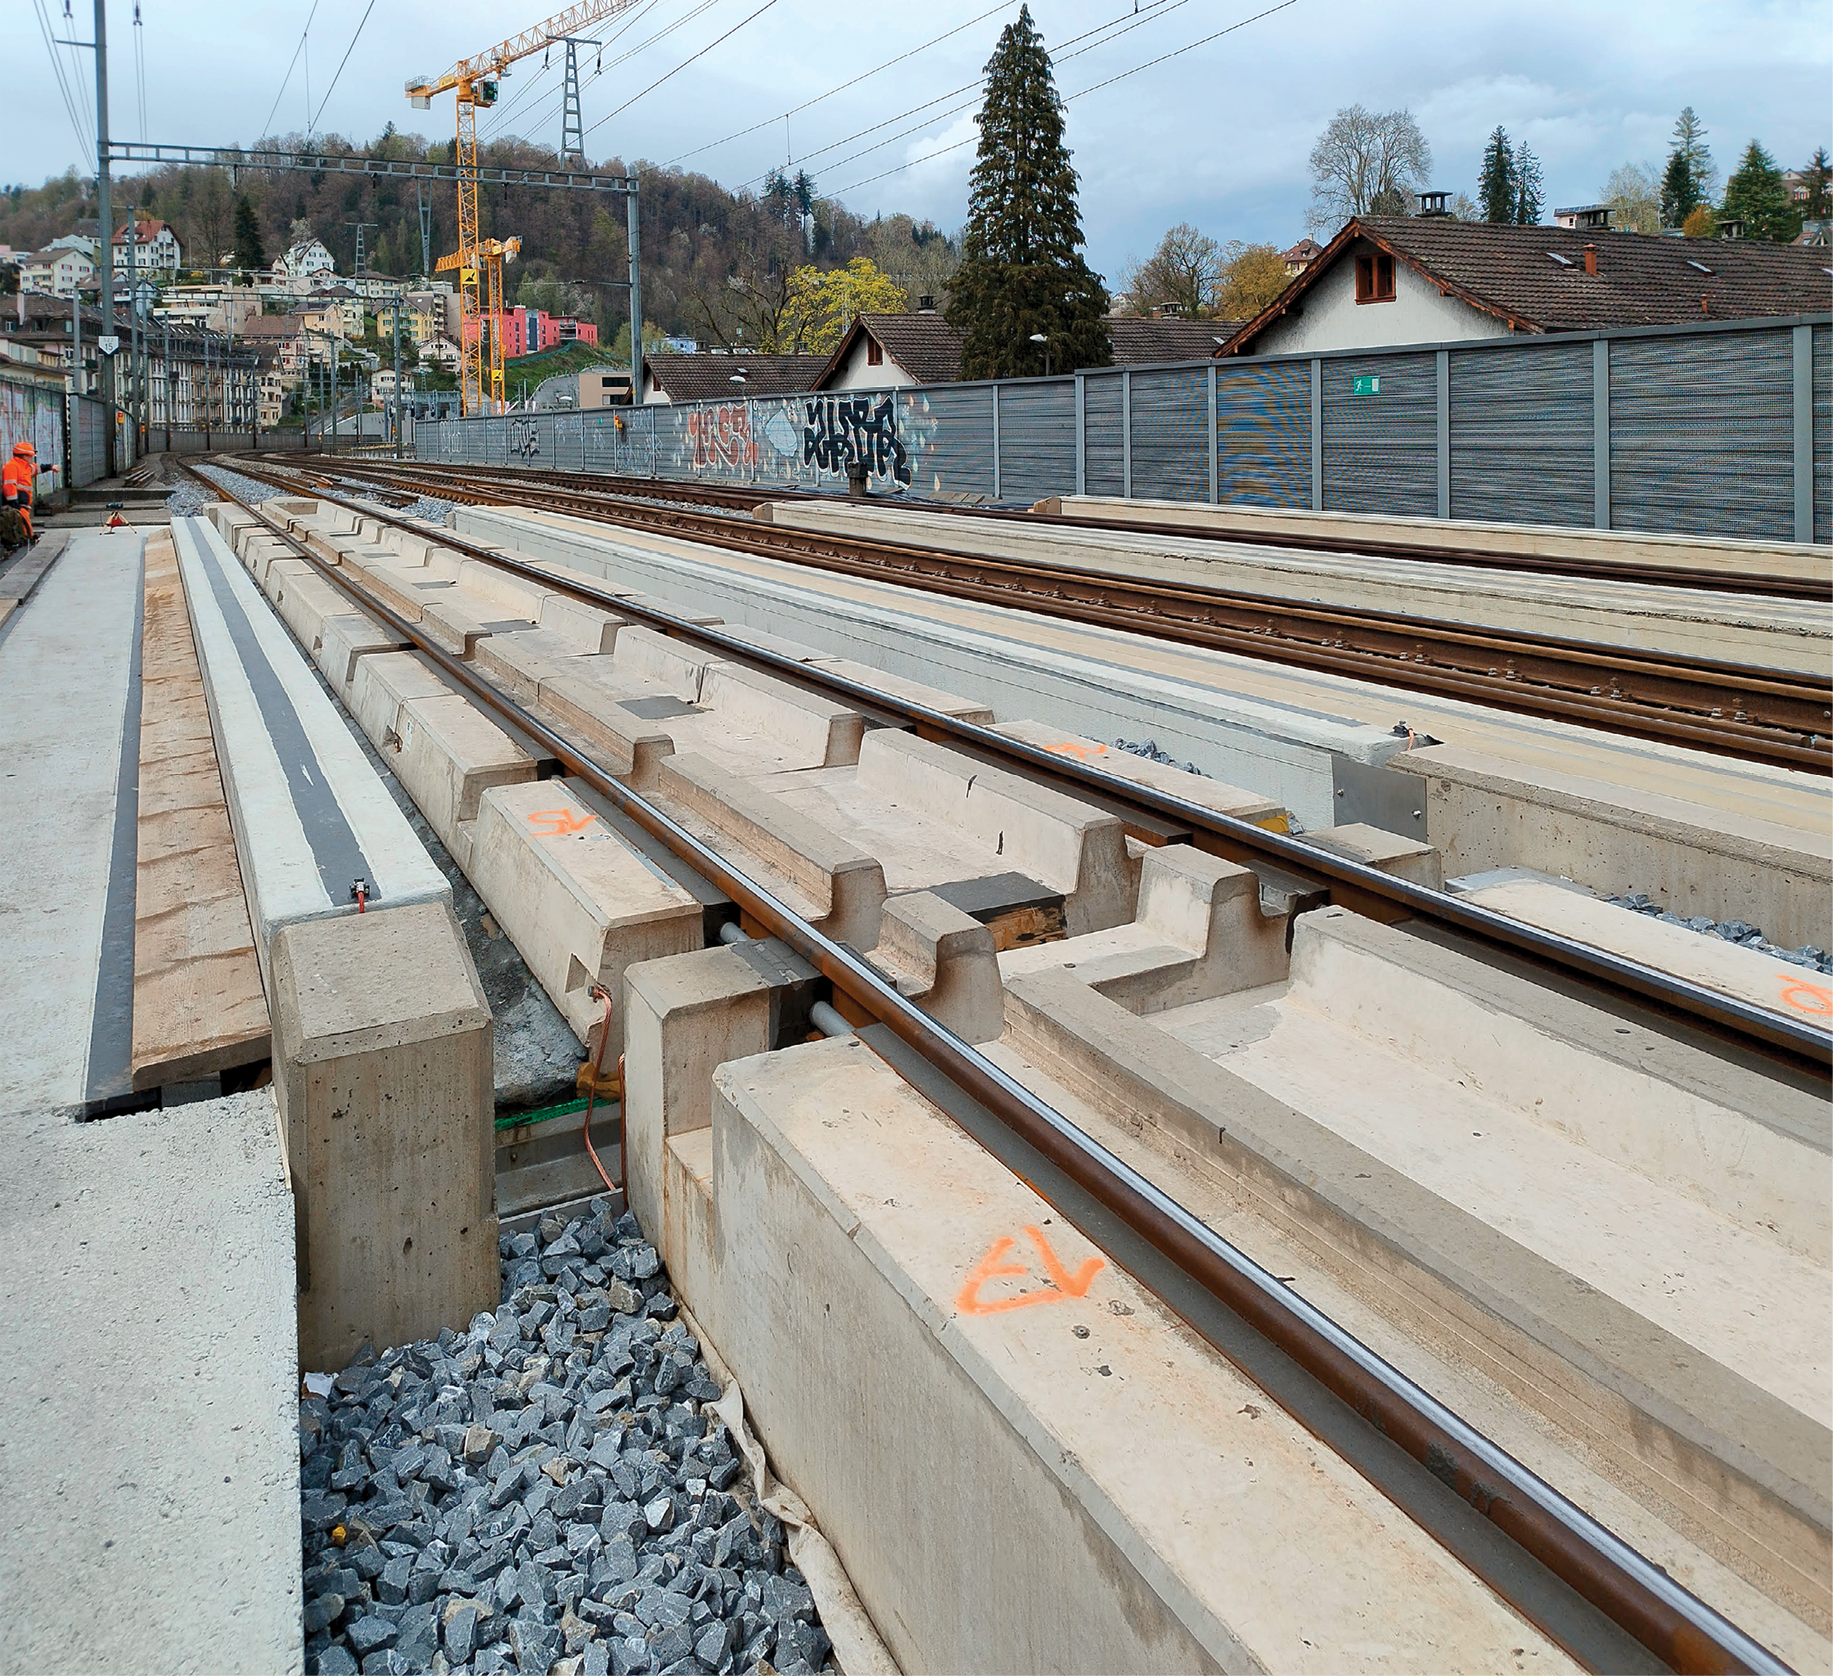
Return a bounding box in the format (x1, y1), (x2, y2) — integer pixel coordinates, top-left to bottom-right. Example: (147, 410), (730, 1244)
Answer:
(640, 352), (830, 403)
(1104, 316), (1242, 364)
(813, 310), (963, 389)
(1217, 214), (1833, 358)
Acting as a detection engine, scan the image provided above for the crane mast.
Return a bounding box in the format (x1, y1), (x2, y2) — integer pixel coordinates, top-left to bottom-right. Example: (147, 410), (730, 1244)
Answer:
(407, 0), (639, 415)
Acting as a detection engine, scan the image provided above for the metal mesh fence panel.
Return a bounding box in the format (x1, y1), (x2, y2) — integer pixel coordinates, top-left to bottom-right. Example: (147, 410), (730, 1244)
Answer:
(1610, 328), (1794, 539)
(1450, 342), (1593, 526)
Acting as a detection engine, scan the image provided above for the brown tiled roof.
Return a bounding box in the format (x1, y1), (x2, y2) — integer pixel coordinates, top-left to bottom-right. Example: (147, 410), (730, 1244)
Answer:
(1105, 316), (1243, 365)
(813, 312), (965, 388)
(1220, 218), (1833, 354)
(240, 316), (307, 340)
(646, 353), (828, 401)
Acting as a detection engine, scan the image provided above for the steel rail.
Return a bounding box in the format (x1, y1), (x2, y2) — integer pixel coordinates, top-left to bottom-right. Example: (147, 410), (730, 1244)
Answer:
(217, 454), (1833, 1074)
(301, 453), (1827, 599)
(278, 455), (1833, 774)
(184, 463), (1797, 1675)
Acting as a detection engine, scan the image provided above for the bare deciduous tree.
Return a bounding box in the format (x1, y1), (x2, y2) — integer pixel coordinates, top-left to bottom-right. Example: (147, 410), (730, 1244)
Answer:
(1603, 161), (1663, 234)
(1118, 223), (1227, 316)
(1306, 105), (1433, 234)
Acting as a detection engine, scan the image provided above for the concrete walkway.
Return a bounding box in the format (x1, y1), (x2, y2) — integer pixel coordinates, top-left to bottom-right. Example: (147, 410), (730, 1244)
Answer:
(0, 1088), (301, 1674)
(0, 529), (143, 1118)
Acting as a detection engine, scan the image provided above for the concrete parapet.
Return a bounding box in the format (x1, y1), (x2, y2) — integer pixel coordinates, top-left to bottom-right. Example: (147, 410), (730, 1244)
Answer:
(857, 730), (1133, 935)
(1001, 845), (1288, 1014)
(1001, 910), (1832, 1625)
(393, 692), (542, 864)
(620, 939), (818, 1247)
(1302, 820), (1444, 889)
(537, 673), (676, 787)
(1461, 873), (1833, 1033)
(674, 1036), (1571, 1673)
(469, 778), (704, 1053)
(659, 752), (887, 947)
(869, 891), (1003, 1042)
(1389, 744), (1832, 945)
(273, 898), (497, 1369)
(993, 718), (1290, 831)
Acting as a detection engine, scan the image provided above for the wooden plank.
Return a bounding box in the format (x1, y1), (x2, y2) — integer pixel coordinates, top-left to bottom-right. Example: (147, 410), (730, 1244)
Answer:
(130, 527), (272, 1091)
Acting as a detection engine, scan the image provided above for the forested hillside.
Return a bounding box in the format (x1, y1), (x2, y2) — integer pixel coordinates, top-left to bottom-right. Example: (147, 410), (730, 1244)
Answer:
(0, 127), (959, 344)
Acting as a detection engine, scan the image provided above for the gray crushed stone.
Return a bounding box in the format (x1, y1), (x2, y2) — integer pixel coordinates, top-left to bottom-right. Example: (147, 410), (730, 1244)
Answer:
(1607, 892), (1831, 972)
(190, 460), (288, 505)
(163, 479), (215, 518)
(299, 1199), (832, 1676)
(1114, 737), (1202, 775)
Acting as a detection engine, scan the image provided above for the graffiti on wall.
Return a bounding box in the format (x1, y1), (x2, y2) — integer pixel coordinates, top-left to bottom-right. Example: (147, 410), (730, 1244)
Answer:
(803, 393), (910, 485)
(686, 402), (758, 472)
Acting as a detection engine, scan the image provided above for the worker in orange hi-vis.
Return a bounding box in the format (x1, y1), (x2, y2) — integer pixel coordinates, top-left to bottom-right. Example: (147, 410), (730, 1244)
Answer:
(0, 440), (36, 550)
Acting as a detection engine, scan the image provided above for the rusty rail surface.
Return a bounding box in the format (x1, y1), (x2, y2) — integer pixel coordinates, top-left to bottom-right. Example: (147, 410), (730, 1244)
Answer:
(186, 459), (1801, 1675)
(263, 453), (1833, 775)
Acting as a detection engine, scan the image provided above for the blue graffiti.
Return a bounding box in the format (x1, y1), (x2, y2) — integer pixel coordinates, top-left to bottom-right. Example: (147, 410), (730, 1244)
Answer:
(803, 394), (910, 485)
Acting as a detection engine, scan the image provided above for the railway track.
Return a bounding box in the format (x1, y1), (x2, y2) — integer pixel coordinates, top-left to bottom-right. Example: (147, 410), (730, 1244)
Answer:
(190, 457), (1811, 1675)
(299, 454), (1824, 599)
(261, 453), (1833, 775)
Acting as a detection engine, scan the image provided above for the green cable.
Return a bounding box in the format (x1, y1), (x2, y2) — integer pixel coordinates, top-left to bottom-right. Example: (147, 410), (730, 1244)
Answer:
(494, 1095), (590, 1132)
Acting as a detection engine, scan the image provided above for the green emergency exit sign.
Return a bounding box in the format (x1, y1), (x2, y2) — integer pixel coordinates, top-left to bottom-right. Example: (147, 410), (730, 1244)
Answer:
(1353, 375), (1380, 394)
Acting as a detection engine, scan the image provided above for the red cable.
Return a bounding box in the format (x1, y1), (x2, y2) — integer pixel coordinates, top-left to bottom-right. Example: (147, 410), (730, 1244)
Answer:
(582, 988), (618, 1195)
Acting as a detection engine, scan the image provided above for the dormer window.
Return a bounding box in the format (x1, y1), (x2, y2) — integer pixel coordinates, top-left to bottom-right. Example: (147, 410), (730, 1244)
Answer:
(1354, 252), (1395, 303)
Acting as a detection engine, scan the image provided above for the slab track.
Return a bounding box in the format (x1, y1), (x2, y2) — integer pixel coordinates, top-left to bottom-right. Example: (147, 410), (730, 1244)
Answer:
(257, 454), (1832, 776)
(190, 456), (1818, 1675)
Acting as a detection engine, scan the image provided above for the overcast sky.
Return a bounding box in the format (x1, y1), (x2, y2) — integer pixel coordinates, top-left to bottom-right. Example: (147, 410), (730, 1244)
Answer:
(14, 0), (1832, 280)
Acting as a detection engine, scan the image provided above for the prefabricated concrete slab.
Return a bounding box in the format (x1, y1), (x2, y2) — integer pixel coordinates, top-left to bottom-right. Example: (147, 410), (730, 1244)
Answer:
(0, 1089), (301, 1676)
(694, 1037), (1576, 1674)
(170, 516), (448, 981)
(0, 528), (143, 1119)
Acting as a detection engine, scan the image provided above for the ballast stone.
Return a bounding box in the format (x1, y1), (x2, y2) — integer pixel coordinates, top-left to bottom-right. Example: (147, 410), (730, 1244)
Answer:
(299, 1198), (830, 1676)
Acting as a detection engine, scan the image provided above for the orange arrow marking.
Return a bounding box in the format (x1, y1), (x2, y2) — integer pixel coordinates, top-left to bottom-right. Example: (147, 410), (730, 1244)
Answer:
(1045, 739), (1109, 762)
(527, 808), (595, 837)
(955, 1225), (1105, 1315)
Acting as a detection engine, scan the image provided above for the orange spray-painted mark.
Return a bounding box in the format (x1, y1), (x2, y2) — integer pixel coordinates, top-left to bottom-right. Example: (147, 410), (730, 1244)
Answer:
(956, 1225), (1105, 1315)
(1778, 976), (1833, 1018)
(527, 808), (595, 837)
(1045, 739), (1109, 762)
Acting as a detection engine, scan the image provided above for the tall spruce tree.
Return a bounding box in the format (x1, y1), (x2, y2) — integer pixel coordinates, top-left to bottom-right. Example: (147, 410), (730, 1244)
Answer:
(1722, 140), (1799, 241)
(1660, 150), (1701, 227)
(1512, 141), (1545, 224)
(1478, 126), (1516, 224)
(947, 6), (1109, 380)
(232, 195), (266, 273)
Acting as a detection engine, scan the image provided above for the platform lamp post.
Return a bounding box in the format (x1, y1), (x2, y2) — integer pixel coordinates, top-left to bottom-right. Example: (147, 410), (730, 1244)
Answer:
(1028, 331), (1052, 377)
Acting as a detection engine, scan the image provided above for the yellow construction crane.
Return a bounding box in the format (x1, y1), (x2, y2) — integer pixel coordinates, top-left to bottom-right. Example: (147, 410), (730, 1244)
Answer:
(436, 237), (521, 412)
(407, 0), (638, 415)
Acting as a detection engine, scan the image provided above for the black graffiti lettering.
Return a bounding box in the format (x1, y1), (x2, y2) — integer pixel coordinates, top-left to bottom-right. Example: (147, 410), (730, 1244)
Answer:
(802, 394), (910, 485)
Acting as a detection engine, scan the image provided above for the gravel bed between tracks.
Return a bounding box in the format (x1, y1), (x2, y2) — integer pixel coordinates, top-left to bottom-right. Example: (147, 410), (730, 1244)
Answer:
(300, 1199), (831, 1676)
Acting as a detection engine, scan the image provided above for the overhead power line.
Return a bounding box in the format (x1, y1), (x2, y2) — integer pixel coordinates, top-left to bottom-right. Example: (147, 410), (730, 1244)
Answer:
(662, 0), (1011, 169)
(832, 0), (1299, 197)
(32, 0), (91, 159)
(309, 0), (379, 134)
(581, 0), (784, 141)
(261, 0), (322, 141)
(726, 0), (1192, 196)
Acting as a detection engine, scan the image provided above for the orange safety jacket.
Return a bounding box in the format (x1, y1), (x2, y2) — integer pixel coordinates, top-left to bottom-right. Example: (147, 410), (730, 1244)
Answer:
(1, 458), (33, 507)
